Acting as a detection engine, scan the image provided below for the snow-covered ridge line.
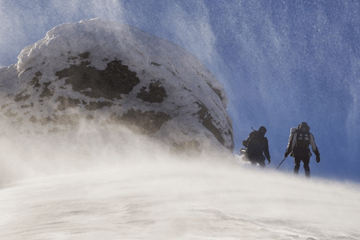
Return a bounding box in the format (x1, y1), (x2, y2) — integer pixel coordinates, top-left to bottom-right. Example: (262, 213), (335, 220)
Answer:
(16, 18), (227, 108)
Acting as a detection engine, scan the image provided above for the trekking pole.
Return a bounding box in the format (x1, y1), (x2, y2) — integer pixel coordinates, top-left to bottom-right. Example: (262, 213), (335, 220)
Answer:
(276, 157), (287, 170)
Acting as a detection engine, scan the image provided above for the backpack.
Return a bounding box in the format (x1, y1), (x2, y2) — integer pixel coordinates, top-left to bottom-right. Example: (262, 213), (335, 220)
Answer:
(243, 130), (266, 154)
(294, 122), (311, 149)
(296, 131), (310, 148)
(243, 130), (259, 147)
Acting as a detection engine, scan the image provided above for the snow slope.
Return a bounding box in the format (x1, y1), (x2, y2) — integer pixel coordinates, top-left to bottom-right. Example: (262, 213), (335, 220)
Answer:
(0, 129), (359, 240)
(1, 159), (359, 239)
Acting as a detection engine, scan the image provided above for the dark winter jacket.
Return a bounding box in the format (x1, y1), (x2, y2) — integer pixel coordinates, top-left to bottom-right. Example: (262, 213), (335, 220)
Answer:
(243, 131), (271, 160)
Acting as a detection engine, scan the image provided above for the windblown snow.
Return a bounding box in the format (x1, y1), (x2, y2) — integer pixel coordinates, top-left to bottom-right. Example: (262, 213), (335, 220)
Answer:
(0, 133), (359, 240)
(0, 18), (359, 240)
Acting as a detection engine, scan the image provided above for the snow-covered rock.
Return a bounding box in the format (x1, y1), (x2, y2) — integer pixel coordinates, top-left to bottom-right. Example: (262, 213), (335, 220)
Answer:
(0, 18), (233, 152)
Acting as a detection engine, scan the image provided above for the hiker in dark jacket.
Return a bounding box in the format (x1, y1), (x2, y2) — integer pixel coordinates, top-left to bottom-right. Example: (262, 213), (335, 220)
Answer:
(242, 126), (271, 167)
(284, 122), (320, 177)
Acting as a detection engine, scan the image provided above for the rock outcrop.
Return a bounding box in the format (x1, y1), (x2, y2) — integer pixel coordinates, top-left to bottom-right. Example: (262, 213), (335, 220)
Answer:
(0, 19), (233, 152)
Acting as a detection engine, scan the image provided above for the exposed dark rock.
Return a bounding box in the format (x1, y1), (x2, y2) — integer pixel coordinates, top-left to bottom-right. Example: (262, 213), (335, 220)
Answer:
(29, 71), (42, 88)
(21, 105), (32, 109)
(1, 104), (9, 110)
(68, 56), (78, 61)
(85, 101), (113, 111)
(151, 62), (161, 66)
(212, 88), (223, 102)
(32, 116), (52, 125)
(29, 114), (80, 126)
(35, 71), (42, 77)
(14, 91), (31, 102)
(4, 109), (17, 118)
(30, 77), (41, 88)
(137, 81), (167, 103)
(56, 97), (81, 111)
(195, 101), (225, 147)
(39, 82), (54, 98)
(55, 60), (140, 100)
(79, 52), (90, 59)
(172, 141), (201, 155)
(109, 108), (170, 135)
(53, 114), (80, 125)
(226, 129), (234, 145)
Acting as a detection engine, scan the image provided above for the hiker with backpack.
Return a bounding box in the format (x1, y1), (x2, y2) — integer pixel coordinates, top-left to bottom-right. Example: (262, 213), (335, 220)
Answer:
(284, 122), (320, 177)
(241, 126), (271, 167)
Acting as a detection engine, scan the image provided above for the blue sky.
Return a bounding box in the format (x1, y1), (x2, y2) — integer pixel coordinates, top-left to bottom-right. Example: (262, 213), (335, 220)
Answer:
(1, 0), (360, 182)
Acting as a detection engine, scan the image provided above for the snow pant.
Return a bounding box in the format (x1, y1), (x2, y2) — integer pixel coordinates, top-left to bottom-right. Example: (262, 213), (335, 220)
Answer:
(294, 156), (310, 177)
(248, 154), (266, 167)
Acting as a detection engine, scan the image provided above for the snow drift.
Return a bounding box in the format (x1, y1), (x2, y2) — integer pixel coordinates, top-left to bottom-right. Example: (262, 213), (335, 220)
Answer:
(0, 18), (233, 152)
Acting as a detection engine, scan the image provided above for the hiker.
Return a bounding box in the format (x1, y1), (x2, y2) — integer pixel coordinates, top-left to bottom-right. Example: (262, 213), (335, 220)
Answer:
(284, 122), (320, 177)
(241, 126), (271, 167)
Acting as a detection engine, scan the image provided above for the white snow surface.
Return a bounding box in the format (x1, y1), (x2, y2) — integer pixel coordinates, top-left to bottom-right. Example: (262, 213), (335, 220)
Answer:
(0, 18), (233, 150)
(0, 128), (359, 240)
